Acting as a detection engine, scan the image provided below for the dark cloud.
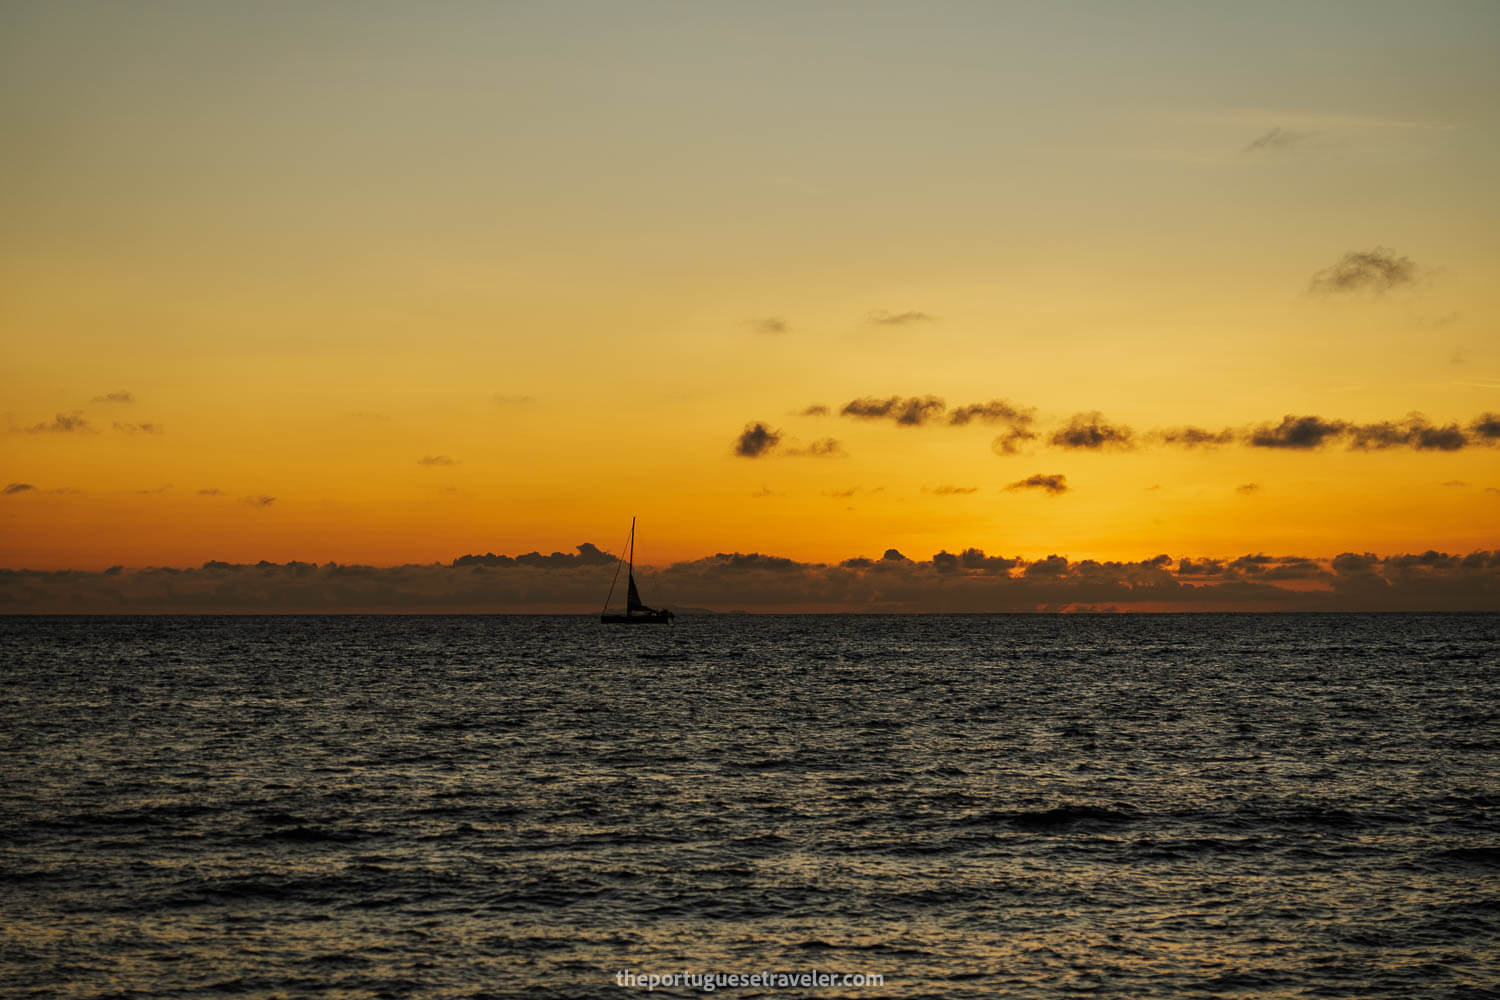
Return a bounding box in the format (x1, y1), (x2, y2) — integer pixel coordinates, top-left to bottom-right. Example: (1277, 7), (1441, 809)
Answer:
(1247, 415), (1349, 449)
(786, 438), (846, 458)
(1348, 415), (1466, 451)
(792, 400), (1491, 454)
(1024, 555), (1070, 578)
(840, 396), (946, 426)
(800, 405), (830, 417)
(1236, 483), (1260, 495)
(418, 455), (458, 466)
(1176, 557), (1224, 577)
(950, 399), (1038, 454)
(4, 482), (36, 495)
(1156, 426), (1236, 448)
(1244, 412), (1493, 451)
(1331, 552), (1380, 576)
(948, 399), (1032, 426)
(1243, 127), (1313, 153)
(20, 412), (93, 434)
(990, 429), (1037, 455)
(92, 391), (134, 404)
(113, 421), (163, 435)
(1225, 554), (1324, 580)
(1440, 480), (1466, 488)
(1007, 473), (1068, 495)
(197, 489), (223, 496)
(1309, 247), (1417, 294)
(868, 310), (935, 326)
(2, 547), (1496, 613)
(700, 552), (815, 573)
(959, 548), (1019, 572)
(749, 317), (788, 334)
(734, 422), (783, 457)
(928, 484), (978, 495)
(452, 543), (615, 569)
(931, 550), (962, 573)
(1050, 413), (1134, 450)
(241, 495), (276, 507)
(1470, 413), (1500, 441)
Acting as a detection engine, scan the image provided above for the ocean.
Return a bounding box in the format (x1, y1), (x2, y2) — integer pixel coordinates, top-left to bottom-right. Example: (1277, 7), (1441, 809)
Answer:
(2, 614), (1497, 998)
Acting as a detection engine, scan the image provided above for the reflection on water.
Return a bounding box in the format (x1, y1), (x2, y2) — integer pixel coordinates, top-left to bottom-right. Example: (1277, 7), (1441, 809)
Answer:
(2, 614), (1497, 997)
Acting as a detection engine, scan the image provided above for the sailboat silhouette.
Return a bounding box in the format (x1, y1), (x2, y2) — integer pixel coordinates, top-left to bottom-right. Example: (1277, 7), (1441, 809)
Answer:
(600, 517), (674, 624)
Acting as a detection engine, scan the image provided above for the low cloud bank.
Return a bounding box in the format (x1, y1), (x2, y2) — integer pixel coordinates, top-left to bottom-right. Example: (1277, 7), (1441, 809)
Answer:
(4, 547), (1497, 613)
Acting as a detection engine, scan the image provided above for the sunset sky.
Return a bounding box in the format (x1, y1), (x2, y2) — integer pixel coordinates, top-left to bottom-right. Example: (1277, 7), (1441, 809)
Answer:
(3, 2), (1498, 609)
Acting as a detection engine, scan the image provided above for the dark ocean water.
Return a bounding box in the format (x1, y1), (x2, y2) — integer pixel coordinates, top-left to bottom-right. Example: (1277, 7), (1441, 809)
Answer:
(1, 614), (1497, 999)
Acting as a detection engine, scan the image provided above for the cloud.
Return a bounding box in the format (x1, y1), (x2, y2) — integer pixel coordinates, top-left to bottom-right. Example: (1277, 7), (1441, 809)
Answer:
(748, 317), (788, 334)
(197, 489), (223, 496)
(492, 394), (536, 406)
(786, 438), (846, 458)
(1471, 413), (1500, 442)
(1243, 127), (1314, 153)
(867, 310), (935, 326)
(734, 422), (782, 457)
(1050, 412), (1134, 450)
(948, 399), (1033, 426)
(1348, 415), (1466, 451)
(1236, 482), (1260, 495)
(957, 548), (1019, 572)
(92, 391), (134, 404)
(418, 455), (458, 467)
(927, 484), (978, 495)
(1243, 412), (1493, 451)
(944, 398), (1039, 454)
(1440, 480), (1466, 487)
(800, 404), (830, 417)
(1309, 247), (1418, 294)
(1007, 473), (1068, 495)
(1247, 415), (1349, 449)
(20, 412), (94, 434)
(2, 547), (1497, 613)
(822, 485), (882, 499)
(840, 396), (946, 426)
(113, 421), (163, 435)
(1156, 426), (1236, 448)
(773, 399), (1494, 455)
(453, 542), (615, 569)
(240, 495), (276, 506)
(4, 482), (36, 495)
(988, 430), (1034, 455)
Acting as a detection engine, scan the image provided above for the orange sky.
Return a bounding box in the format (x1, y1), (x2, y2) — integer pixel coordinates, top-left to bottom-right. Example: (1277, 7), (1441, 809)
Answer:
(3, 2), (1498, 583)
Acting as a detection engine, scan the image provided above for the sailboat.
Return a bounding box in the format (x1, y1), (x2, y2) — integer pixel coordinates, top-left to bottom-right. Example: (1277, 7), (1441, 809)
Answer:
(600, 517), (675, 624)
